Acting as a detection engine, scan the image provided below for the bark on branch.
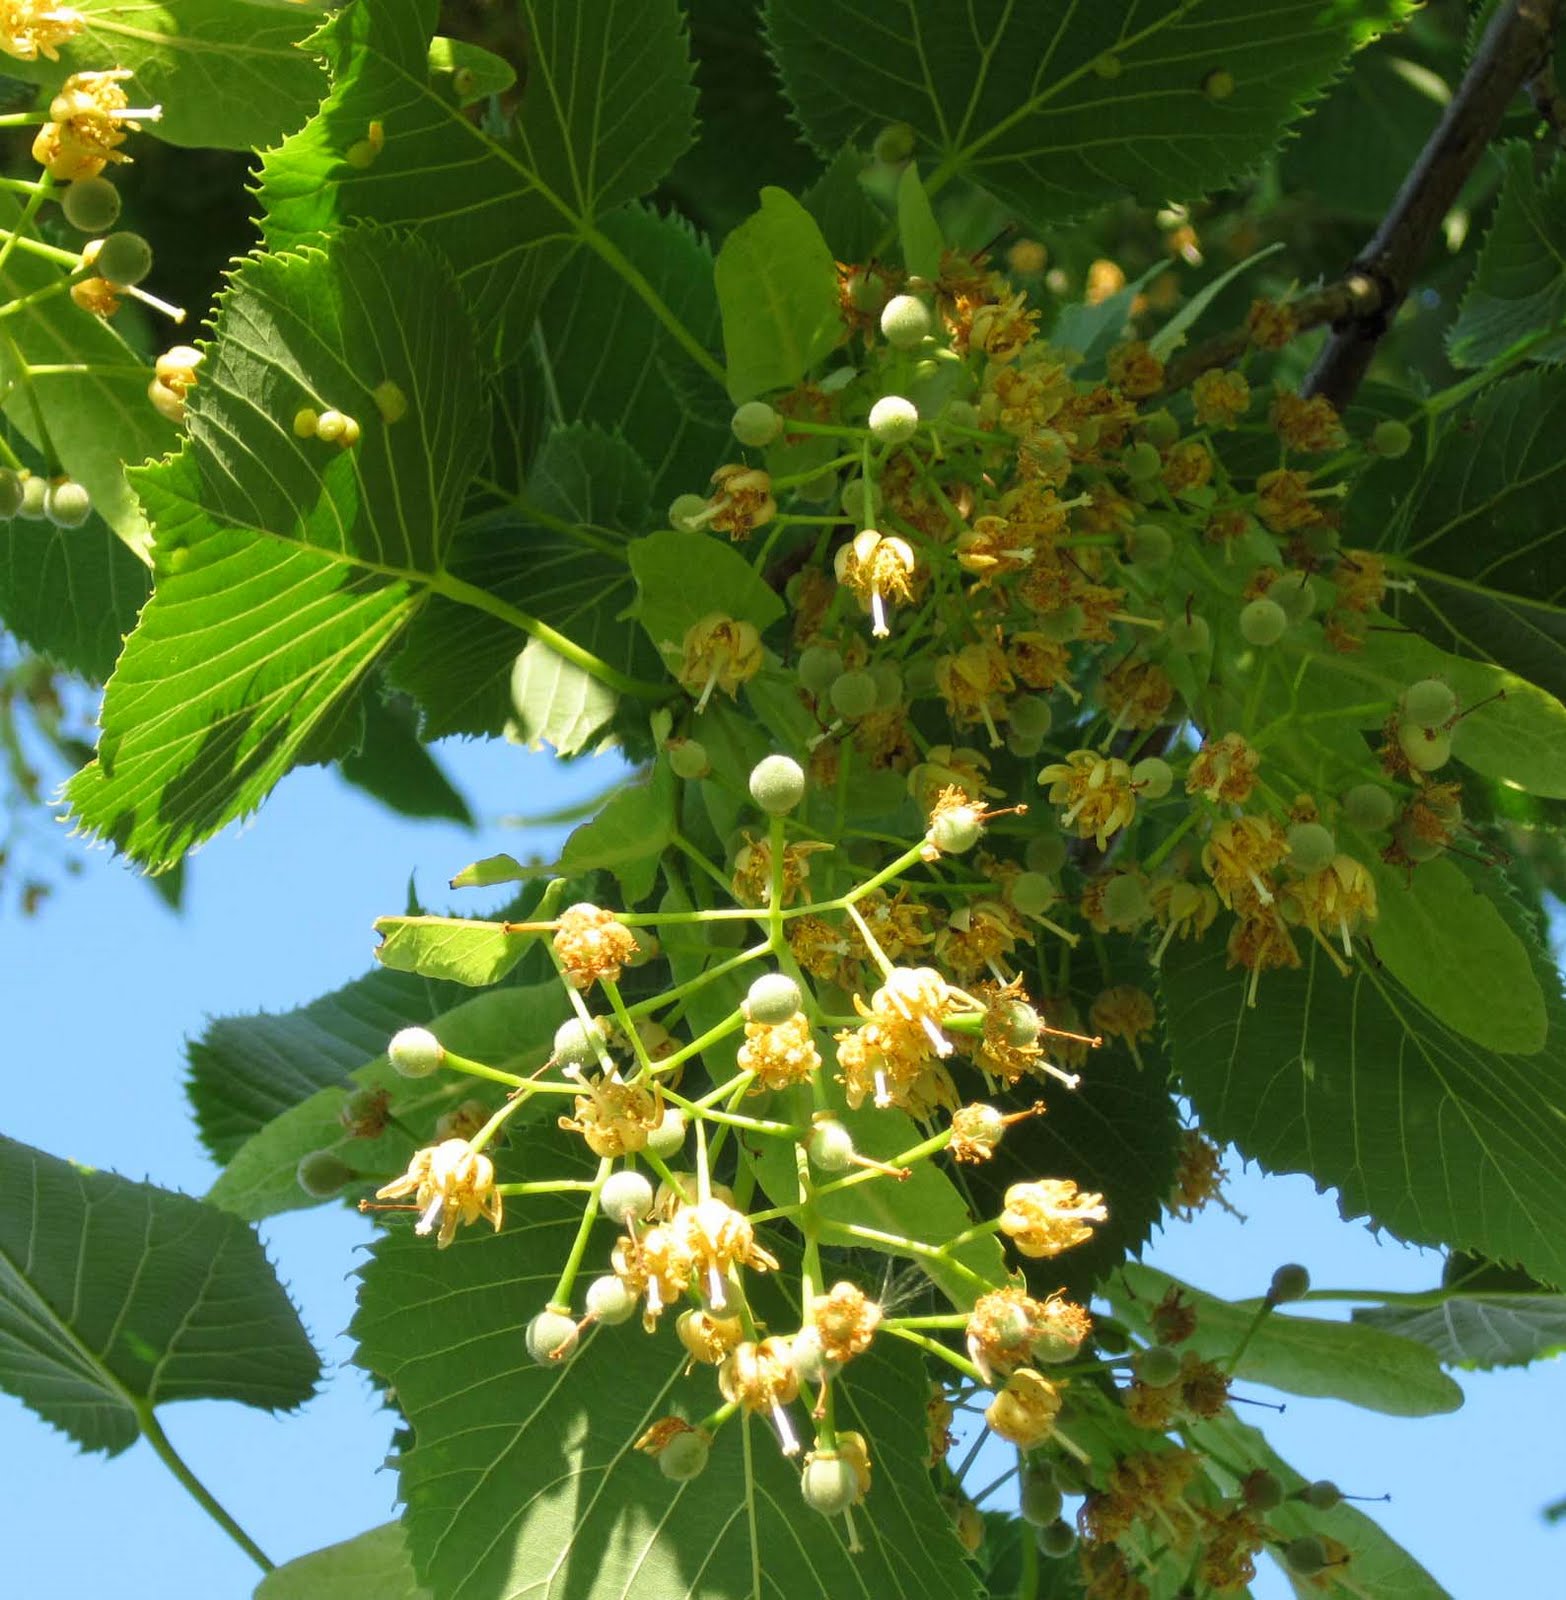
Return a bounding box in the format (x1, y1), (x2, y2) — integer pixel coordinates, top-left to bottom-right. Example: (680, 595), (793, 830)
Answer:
(1304, 0), (1564, 408)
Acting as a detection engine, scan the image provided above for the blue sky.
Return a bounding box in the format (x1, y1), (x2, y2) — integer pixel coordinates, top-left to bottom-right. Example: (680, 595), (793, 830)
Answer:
(2, 735), (1560, 1598)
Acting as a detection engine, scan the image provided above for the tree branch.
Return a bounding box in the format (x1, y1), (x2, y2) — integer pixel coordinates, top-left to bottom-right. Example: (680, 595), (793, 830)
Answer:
(1303, 0), (1564, 408)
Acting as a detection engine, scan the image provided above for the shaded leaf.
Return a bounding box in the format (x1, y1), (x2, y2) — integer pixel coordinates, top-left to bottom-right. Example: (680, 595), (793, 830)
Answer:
(1355, 1292), (1566, 1370)
(897, 162), (944, 278)
(0, 1133), (318, 1455)
(339, 688), (472, 825)
(509, 638), (619, 756)
(255, 1523), (430, 1600)
(555, 760), (676, 904)
(801, 145), (886, 262)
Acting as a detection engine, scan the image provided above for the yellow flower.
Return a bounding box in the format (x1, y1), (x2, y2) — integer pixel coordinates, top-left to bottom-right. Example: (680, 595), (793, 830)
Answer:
(32, 69), (155, 180)
(1279, 852), (1378, 965)
(737, 1013), (821, 1091)
(677, 613), (762, 710)
(1185, 732), (1260, 804)
(811, 1280), (882, 1365)
(719, 1337), (802, 1453)
(1038, 749), (1137, 850)
(374, 1138), (502, 1248)
(1090, 985), (1156, 1051)
(1000, 1178), (1108, 1258)
(552, 902), (638, 990)
(706, 463), (776, 540)
(676, 1307), (744, 1365)
(1, 0), (82, 62)
(1202, 815), (1289, 908)
(984, 1368), (1061, 1448)
(835, 528), (918, 637)
(1149, 879), (1220, 966)
(558, 1077), (662, 1158)
(669, 1196), (778, 1311)
(1191, 368), (1250, 429)
(147, 344), (204, 423)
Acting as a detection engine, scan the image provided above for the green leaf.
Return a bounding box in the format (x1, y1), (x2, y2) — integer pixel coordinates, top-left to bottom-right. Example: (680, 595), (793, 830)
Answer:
(535, 205), (729, 511)
(1161, 875), (1566, 1289)
(0, 519), (149, 682)
(5, 0), (327, 150)
(1361, 370), (1566, 705)
(66, 225), (486, 871)
(339, 688), (473, 825)
(897, 163), (944, 278)
(1449, 145), (1566, 368)
(0, 192), (176, 559)
(1108, 1264), (1462, 1416)
(353, 1123), (982, 1600)
(1355, 1288), (1566, 1370)
(765, 0), (1407, 226)
(259, 0), (698, 358)
(1186, 1415), (1449, 1598)
(0, 1133), (319, 1455)
(556, 760), (676, 904)
(450, 854), (527, 890)
(1146, 241), (1284, 359)
(715, 186), (843, 402)
(1050, 262), (1168, 370)
(631, 528), (786, 672)
(801, 146), (886, 262)
(427, 35), (516, 105)
(509, 638), (619, 756)
(207, 984), (562, 1223)
(374, 915), (537, 988)
(1364, 855), (1544, 1054)
(391, 425), (660, 740)
(255, 1523), (430, 1600)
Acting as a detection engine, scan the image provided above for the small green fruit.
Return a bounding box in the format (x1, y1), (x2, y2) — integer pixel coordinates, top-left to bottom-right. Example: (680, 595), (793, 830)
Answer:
(1122, 443), (1163, 483)
(870, 661), (905, 710)
(1037, 1519), (1077, 1558)
(1102, 873), (1149, 927)
(1239, 598), (1288, 647)
(584, 1275), (637, 1326)
(797, 644), (843, 696)
(1268, 1263), (1311, 1304)
(1397, 721), (1452, 772)
(525, 1309), (580, 1366)
(658, 1431), (711, 1481)
(749, 754), (806, 815)
(1267, 573), (1316, 623)
(1342, 783), (1395, 831)
(1010, 872), (1057, 919)
(92, 230), (153, 286)
(61, 176), (121, 232)
(646, 1108), (687, 1160)
(1019, 1471), (1064, 1526)
(599, 1170), (655, 1225)
(1127, 522), (1172, 563)
(388, 1026), (444, 1078)
(801, 1454), (862, 1514)
(746, 972), (803, 1024)
(668, 492), (709, 532)
(1034, 603), (1084, 643)
(1132, 757), (1173, 800)
(1167, 614), (1211, 654)
(668, 738), (710, 780)
(1303, 1479), (1342, 1510)
(868, 394), (919, 444)
(18, 474), (48, 520)
(807, 1119), (857, 1171)
(1009, 696), (1053, 738)
(930, 805), (983, 854)
(1286, 822), (1337, 873)
(1284, 1536), (1329, 1577)
(840, 477), (881, 521)
(1025, 833), (1068, 874)
(880, 294), (932, 349)
(1135, 1344), (1182, 1388)
(731, 400), (783, 447)
(1000, 1001), (1041, 1048)
(1402, 678), (1456, 727)
(1203, 68), (1236, 100)
(552, 1015), (608, 1070)
(1371, 418), (1412, 459)
(829, 669), (879, 720)
(296, 1150), (354, 1197)
(1242, 1469), (1284, 1510)
(1141, 410), (1180, 448)
(0, 469), (24, 519)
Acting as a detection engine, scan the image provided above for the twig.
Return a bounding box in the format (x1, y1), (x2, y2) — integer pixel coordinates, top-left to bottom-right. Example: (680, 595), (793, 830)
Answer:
(1304, 0), (1564, 408)
(1527, 53), (1566, 143)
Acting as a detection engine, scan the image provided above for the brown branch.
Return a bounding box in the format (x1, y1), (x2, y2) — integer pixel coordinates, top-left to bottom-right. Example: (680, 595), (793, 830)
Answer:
(1303, 0), (1564, 409)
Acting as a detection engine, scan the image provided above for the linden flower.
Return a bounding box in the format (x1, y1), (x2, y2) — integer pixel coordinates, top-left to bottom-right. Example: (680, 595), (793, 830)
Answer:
(1185, 732), (1260, 805)
(834, 527), (918, 637)
(731, 832), (831, 907)
(375, 1138), (501, 1248)
(934, 639), (1015, 746)
(811, 1280), (882, 1365)
(1255, 467), (1322, 533)
(552, 902), (638, 990)
(612, 1223), (694, 1327)
(1, 0), (82, 63)
(1203, 815), (1289, 908)
(147, 344), (204, 424)
(558, 1077), (662, 1157)
(1000, 1178), (1108, 1258)
(669, 1197), (779, 1312)
(676, 1307), (744, 1366)
(1280, 852), (1378, 966)
(705, 463), (776, 540)
(33, 69), (159, 180)
(719, 1337), (802, 1453)
(984, 1367), (1061, 1449)
(70, 275), (120, 318)
(1105, 340), (1165, 399)
(1149, 879), (1220, 967)
(1270, 390), (1345, 455)
(1038, 749), (1137, 850)
(677, 613), (763, 711)
(737, 1013), (821, 1091)
(965, 1286), (1047, 1381)
(1191, 368), (1251, 429)
(860, 964), (967, 1059)
(1225, 905), (1302, 1007)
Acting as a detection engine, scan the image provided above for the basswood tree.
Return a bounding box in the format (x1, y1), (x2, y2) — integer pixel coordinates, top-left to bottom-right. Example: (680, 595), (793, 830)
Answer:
(3, 0), (1566, 1595)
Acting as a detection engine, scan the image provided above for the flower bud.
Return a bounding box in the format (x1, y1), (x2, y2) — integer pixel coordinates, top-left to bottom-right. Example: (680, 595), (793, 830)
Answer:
(659, 1430), (711, 1480)
(600, 1169), (655, 1225)
(749, 754), (806, 815)
(745, 972), (802, 1024)
(731, 400), (782, 447)
(880, 294), (932, 349)
(867, 394), (919, 444)
(584, 1274), (637, 1326)
(388, 1026), (444, 1078)
(296, 1149), (354, 1197)
(525, 1309), (580, 1366)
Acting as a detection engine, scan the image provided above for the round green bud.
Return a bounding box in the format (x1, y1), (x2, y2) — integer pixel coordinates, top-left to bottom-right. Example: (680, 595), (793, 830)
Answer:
(1267, 573), (1316, 623)
(1034, 603), (1084, 643)
(600, 1169), (655, 1225)
(1134, 1344), (1183, 1389)
(1168, 614), (1211, 654)
(388, 1026), (444, 1078)
(1371, 418), (1413, 459)
(880, 294), (933, 350)
(1268, 1262), (1311, 1304)
(18, 473), (48, 521)
(584, 1274), (638, 1326)
(314, 410), (350, 444)
(658, 1431), (711, 1481)
(870, 661), (905, 711)
(92, 230), (153, 287)
(1092, 53), (1123, 79)
(1020, 1471), (1065, 1526)
(1203, 68), (1236, 101)
(1127, 522), (1172, 565)
(873, 121), (916, 164)
(1102, 873), (1149, 927)
(1141, 409), (1180, 448)
(1402, 678), (1456, 727)
(1025, 832), (1068, 875)
(1037, 1520), (1077, 1558)
(1007, 729), (1044, 758)
(61, 176), (121, 233)
(731, 400), (783, 447)
(1242, 1469), (1285, 1511)
(668, 492), (710, 532)
(840, 477), (881, 521)
(746, 972), (803, 1024)
(868, 394), (919, 444)
(1397, 721), (1452, 773)
(1302, 521), (1341, 558)
(1010, 872), (1058, 919)
(1239, 597), (1288, 647)
(1286, 822), (1337, 874)
(1284, 1537), (1329, 1577)
(1394, 817), (1446, 863)
(829, 669), (879, 720)
(1303, 1479), (1342, 1511)
(802, 1454), (863, 1515)
(798, 644), (843, 696)
(930, 805), (983, 854)
(1000, 1000), (1042, 1048)
(1132, 756), (1173, 800)
(807, 1118), (857, 1172)
(296, 1149), (354, 1198)
(44, 480), (91, 528)
(552, 1015), (608, 1069)
(943, 399), (979, 428)
(525, 1309), (580, 1366)
(1342, 783), (1395, 832)
(667, 738), (710, 780)
(749, 753), (806, 815)
(0, 469), (25, 519)
(1122, 442), (1163, 483)
(646, 1108), (688, 1160)
(1009, 696), (1053, 739)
